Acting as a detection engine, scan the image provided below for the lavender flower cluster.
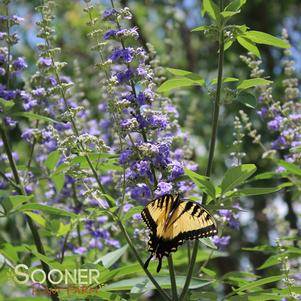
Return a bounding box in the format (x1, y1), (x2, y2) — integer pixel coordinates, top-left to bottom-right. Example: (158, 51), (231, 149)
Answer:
(99, 7), (197, 204)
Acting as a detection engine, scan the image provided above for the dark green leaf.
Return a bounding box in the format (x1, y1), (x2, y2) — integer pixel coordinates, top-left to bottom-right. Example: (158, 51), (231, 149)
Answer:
(238, 92), (257, 109)
(12, 112), (59, 124)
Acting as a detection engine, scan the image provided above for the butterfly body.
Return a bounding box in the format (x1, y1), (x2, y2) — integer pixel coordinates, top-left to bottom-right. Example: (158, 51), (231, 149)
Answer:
(141, 194), (217, 272)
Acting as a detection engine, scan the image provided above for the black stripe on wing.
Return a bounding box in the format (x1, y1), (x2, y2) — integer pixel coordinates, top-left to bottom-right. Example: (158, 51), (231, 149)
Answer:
(141, 206), (157, 233)
(147, 224), (218, 257)
(141, 194), (174, 233)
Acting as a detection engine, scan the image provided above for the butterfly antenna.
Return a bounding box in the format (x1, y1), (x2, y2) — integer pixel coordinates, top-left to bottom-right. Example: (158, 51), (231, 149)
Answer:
(144, 254), (153, 270)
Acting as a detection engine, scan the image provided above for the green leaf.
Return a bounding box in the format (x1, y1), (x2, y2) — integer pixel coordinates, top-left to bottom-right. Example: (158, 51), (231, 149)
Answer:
(12, 112), (59, 124)
(0, 98), (14, 111)
(233, 275), (282, 293)
(101, 263), (145, 283)
(202, 0), (220, 23)
(237, 78), (272, 90)
(24, 211), (46, 227)
(224, 40), (234, 51)
(17, 204), (77, 218)
(9, 195), (33, 211)
(51, 173), (65, 193)
(185, 168), (216, 200)
(191, 25), (207, 32)
(243, 245), (276, 252)
(45, 150), (60, 171)
(95, 245), (128, 268)
(224, 0), (246, 11)
(279, 160), (301, 176)
(238, 92), (257, 109)
(250, 171), (289, 181)
(233, 182), (292, 197)
(157, 78), (204, 93)
(237, 36), (260, 57)
(256, 254), (286, 270)
(221, 10), (240, 18)
(200, 237), (217, 249)
(166, 68), (192, 76)
(105, 276), (213, 291)
(221, 164), (257, 194)
(27, 247), (64, 270)
(244, 30), (290, 48)
(201, 267), (216, 277)
(222, 271), (259, 280)
(0, 242), (27, 263)
(211, 77), (239, 84)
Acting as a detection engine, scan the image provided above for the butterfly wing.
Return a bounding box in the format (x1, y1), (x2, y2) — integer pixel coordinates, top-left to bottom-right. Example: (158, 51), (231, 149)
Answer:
(142, 196), (217, 272)
(141, 194), (174, 234)
(149, 200), (217, 256)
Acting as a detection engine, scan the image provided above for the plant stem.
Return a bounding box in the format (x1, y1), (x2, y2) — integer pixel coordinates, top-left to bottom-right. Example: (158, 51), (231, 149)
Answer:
(179, 1), (224, 300)
(117, 220), (171, 301)
(0, 125), (60, 301)
(168, 255), (178, 300)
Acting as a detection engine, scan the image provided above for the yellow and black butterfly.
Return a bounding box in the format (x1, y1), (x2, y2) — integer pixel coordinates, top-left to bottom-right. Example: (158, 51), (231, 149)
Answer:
(141, 194), (217, 272)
